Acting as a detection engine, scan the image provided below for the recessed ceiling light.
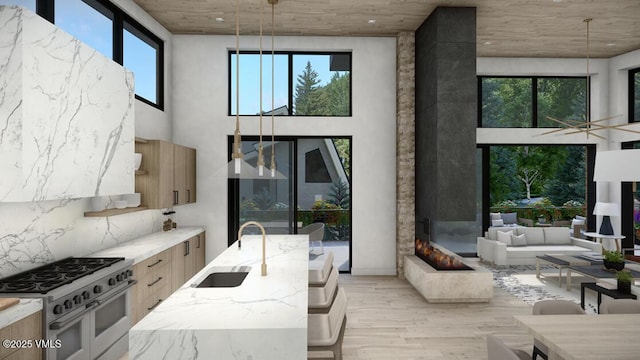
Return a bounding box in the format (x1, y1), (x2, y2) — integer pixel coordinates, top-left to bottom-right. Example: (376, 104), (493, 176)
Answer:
(215, 17), (224, 22)
(368, 19), (376, 24)
(484, 41), (492, 45)
(606, 43), (616, 47)
(553, 0), (563, 3)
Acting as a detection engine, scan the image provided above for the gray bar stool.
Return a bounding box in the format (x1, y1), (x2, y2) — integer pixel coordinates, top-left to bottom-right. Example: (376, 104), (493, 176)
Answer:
(309, 251), (334, 287)
(308, 266), (339, 314)
(308, 287), (347, 360)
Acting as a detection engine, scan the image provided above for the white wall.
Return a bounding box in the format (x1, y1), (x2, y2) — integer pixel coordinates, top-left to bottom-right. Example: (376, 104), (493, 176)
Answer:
(172, 35), (398, 275)
(477, 53), (640, 239)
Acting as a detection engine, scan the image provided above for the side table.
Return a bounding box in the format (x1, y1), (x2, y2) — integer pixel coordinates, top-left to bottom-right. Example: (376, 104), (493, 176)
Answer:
(580, 282), (637, 313)
(583, 232), (625, 252)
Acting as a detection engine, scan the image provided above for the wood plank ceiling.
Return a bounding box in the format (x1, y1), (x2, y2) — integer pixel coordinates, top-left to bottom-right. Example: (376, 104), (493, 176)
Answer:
(132, 0), (640, 58)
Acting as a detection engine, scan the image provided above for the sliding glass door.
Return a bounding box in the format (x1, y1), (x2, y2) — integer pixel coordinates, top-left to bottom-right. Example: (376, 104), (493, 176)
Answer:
(228, 136), (352, 272)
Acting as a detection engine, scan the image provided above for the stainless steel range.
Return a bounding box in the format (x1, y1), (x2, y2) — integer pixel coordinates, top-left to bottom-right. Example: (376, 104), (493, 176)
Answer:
(0, 257), (136, 360)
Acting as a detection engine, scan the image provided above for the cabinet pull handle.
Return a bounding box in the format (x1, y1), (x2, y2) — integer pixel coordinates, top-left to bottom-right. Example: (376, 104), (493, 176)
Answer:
(147, 299), (162, 311)
(187, 189), (190, 202)
(184, 240), (190, 256)
(147, 277), (163, 287)
(173, 191), (178, 205)
(147, 259), (163, 268)
(197, 235), (201, 249)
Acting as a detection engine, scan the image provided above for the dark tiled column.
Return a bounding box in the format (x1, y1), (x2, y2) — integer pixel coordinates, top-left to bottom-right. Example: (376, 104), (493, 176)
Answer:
(415, 8), (477, 236)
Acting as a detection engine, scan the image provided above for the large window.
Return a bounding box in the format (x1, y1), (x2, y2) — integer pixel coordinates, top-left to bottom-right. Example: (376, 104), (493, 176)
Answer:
(9, 0), (164, 109)
(480, 76), (587, 128)
(481, 144), (595, 231)
(229, 52), (351, 116)
(631, 68), (640, 123)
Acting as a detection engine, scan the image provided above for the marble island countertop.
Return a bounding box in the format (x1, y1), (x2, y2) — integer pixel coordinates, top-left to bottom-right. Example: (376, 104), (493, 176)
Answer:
(129, 234), (309, 360)
(89, 226), (205, 264)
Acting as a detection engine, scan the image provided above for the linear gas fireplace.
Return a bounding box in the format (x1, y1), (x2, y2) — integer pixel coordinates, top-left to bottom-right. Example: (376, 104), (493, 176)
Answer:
(415, 238), (473, 271)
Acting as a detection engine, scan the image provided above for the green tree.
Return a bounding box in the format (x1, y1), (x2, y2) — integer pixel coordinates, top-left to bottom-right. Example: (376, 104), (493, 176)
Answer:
(482, 78), (532, 127)
(294, 61), (323, 115)
(332, 138), (350, 179)
(514, 146), (563, 200)
(327, 181), (350, 209)
(490, 147), (520, 205)
(543, 146), (586, 205)
(319, 73), (350, 116)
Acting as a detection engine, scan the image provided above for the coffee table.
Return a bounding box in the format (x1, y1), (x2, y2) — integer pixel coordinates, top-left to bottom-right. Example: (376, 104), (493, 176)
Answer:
(536, 255), (594, 287)
(566, 265), (640, 291)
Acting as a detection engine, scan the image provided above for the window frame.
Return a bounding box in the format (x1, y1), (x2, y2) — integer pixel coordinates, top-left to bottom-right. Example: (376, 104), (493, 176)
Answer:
(227, 51), (352, 117)
(477, 75), (589, 128)
(34, 0), (164, 110)
(629, 67), (640, 123)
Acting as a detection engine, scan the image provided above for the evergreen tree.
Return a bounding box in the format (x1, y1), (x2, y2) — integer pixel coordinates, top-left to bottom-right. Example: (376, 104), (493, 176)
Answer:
(294, 61), (322, 115)
(543, 146), (586, 205)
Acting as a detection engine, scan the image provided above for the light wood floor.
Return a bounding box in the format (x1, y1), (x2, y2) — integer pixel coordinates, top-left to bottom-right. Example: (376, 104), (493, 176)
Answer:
(336, 274), (534, 360)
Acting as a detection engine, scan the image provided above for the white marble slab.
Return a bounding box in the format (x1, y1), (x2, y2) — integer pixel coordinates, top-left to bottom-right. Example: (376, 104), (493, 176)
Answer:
(129, 235), (309, 360)
(89, 226), (206, 264)
(0, 6), (134, 202)
(0, 298), (42, 329)
(0, 198), (164, 277)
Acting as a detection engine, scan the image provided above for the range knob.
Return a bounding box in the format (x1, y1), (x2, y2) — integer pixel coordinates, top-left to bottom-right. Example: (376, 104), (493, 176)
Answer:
(93, 285), (102, 294)
(64, 300), (73, 310)
(53, 305), (63, 315)
(73, 295), (82, 305)
(108, 278), (116, 286)
(116, 274), (123, 282)
(126, 270), (133, 277)
(82, 291), (91, 300)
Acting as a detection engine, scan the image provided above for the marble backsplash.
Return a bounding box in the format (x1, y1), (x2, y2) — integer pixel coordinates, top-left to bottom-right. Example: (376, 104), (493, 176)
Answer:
(0, 199), (163, 277)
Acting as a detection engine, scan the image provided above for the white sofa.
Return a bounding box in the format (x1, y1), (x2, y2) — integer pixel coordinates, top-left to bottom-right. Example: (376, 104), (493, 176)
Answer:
(477, 226), (602, 266)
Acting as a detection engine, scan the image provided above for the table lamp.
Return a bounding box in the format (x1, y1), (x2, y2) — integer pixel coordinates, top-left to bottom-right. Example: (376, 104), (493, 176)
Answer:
(593, 202), (620, 235)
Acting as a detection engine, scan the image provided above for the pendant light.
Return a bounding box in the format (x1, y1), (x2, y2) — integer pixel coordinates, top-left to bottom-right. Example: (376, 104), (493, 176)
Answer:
(225, 0), (261, 179)
(269, 0), (278, 178)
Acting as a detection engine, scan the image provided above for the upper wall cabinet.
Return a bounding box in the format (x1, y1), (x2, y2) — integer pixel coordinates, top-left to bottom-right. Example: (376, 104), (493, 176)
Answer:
(135, 140), (196, 209)
(0, 6), (134, 202)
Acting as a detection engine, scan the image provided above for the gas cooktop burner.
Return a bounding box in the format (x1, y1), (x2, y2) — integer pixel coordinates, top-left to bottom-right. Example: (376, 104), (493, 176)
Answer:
(0, 257), (125, 294)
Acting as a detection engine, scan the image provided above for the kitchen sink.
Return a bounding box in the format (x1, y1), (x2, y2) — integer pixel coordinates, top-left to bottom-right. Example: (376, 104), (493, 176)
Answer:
(193, 266), (251, 288)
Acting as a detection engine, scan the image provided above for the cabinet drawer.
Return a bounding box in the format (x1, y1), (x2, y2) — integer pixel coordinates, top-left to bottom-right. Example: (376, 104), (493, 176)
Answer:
(0, 311), (42, 360)
(138, 284), (171, 320)
(133, 248), (172, 280)
(140, 263), (172, 299)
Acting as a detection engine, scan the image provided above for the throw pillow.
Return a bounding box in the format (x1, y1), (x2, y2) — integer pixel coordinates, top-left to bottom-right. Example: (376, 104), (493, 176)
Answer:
(490, 212), (502, 220)
(501, 212), (518, 225)
(491, 219), (504, 227)
(510, 233), (527, 247)
(497, 230), (513, 246)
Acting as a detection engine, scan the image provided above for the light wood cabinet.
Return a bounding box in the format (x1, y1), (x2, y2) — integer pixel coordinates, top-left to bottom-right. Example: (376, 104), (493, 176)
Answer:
(173, 145), (196, 205)
(0, 311), (42, 360)
(131, 248), (172, 324)
(132, 231), (206, 324)
(135, 139), (196, 209)
(195, 232), (206, 271)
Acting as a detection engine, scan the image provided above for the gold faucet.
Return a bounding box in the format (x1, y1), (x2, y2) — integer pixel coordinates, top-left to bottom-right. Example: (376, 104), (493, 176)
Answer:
(238, 221), (267, 276)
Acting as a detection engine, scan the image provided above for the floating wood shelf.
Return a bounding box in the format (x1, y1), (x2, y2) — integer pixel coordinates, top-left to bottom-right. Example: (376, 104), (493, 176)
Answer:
(84, 206), (148, 217)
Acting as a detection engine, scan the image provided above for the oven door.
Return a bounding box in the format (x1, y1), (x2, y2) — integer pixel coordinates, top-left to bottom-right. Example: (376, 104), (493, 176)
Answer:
(48, 307), (93, 360)
(91, 283), (133, 359)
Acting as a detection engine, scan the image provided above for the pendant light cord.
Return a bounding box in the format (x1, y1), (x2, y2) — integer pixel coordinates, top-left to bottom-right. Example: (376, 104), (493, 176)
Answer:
(257, 0), (265, 171)
(584, 18), (592, 133)
(232, 0), (242, 161)
(270, 0), (277, 176)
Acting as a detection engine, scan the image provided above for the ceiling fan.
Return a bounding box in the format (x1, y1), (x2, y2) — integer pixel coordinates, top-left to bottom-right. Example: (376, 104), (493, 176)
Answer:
(541, 18), (640, 140)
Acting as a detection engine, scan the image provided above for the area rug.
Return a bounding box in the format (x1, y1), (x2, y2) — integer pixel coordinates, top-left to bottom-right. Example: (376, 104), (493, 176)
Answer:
(477, 263), (599, 314)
